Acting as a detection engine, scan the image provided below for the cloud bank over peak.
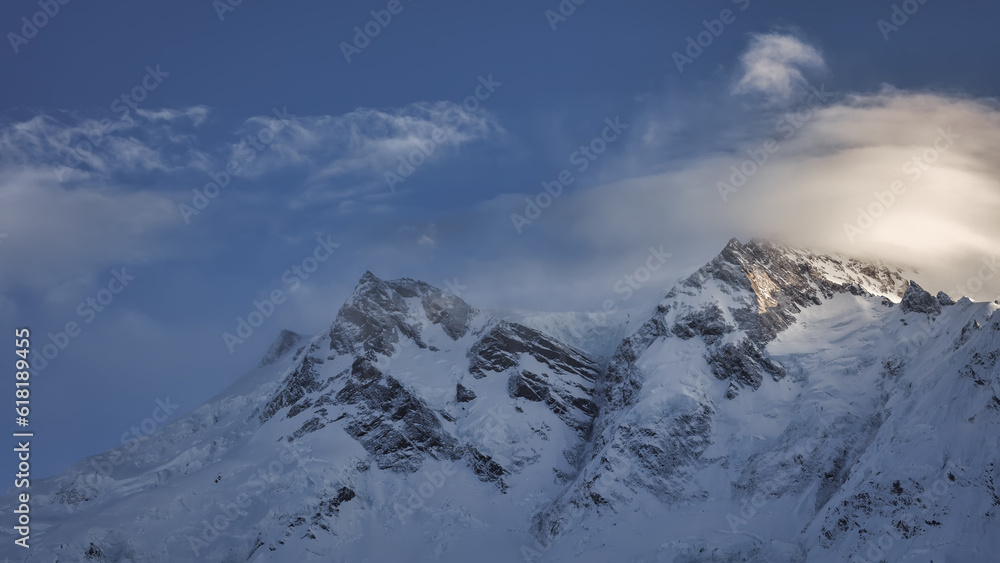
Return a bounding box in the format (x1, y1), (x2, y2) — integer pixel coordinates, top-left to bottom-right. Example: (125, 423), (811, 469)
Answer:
(558, 86), (1000, 303)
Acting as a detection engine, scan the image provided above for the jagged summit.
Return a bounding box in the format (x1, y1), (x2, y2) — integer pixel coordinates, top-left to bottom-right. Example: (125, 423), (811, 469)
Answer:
(719, 237), (911, 309)
(261, 272), (599, 479)
(353, 270), (459, 299)
(330, 271), (478, 358)
(259, 329), (305, 366)
(900, 280), (943, 315)
(665, 238), (910, 349)
(937, 290), (957, 306)
(534, 238), (976, 543)
(11, 239), (1000, 562)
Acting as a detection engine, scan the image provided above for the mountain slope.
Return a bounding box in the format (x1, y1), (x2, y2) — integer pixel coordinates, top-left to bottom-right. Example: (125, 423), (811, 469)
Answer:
(534, 239), (999, 562)
(4, 239), (999, 562)
(6, 272), (604, 561)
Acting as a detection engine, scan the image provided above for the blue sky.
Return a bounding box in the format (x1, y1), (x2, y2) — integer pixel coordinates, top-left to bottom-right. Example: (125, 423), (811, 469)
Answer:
(3, 0), (1000, 477)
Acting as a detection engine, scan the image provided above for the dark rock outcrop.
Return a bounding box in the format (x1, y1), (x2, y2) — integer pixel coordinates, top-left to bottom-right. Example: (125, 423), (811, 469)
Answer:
(456, 383), (477, 403)
(469, 321), (600, 437)
(900, 281), (941, 315)
(260, 329), (305, 366)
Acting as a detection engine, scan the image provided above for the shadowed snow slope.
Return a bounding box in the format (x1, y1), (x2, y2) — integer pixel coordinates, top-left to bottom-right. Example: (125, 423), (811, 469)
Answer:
(5, 239), (999, 562)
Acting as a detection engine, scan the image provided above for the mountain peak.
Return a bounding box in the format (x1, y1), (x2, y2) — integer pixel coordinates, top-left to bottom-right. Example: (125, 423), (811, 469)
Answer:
(17, 238), (1000, 562)
(900, 280), (942, 315)
(331, 274), (478, 357)
(723, 237), (745, 251)
(259, 329), (305, 366)
(699, 238), (910, 302)
(357, 270), (384, 287)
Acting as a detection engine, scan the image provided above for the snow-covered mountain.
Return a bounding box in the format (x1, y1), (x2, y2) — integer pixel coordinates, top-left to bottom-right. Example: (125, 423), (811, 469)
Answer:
(6, 239), (999, 562)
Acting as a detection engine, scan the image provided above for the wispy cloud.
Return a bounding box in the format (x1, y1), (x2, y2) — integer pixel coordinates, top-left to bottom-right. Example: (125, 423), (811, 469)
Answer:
(0, 100), (505, 298)
(732, 33), (827, 103)
(0, 109), (214, 294)
(0, 107), (212, 181)
(231, 101), (504, 205)
(136, 106), (210, 126)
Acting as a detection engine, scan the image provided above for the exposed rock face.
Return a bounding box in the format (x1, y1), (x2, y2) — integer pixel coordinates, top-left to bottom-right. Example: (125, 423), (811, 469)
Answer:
(601, 306), (667, 411)
(471, 321), (599, 437)
(260, 329), (305, 366)
(535, 238), (917, 540)
(692, 238), (907, 342)
(17, 239), (1000, 563)
(602, 238), (908, 413)
(334, 370), (463, 472)
(456, 383), (476, 403)
(259, 355), (327, 423)
(900, 280), (942, 315)
(260, 272), (601, 481)
(708, 338), (786, 397)
(671, 303), (731, 343)
(328, 272), (466, 357)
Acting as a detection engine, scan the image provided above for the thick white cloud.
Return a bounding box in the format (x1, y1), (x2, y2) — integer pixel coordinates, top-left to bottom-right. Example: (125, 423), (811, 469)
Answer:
(554, 89), (1000, 302)
(0, 167), (178, 295)
(733, 33), (827, 102)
